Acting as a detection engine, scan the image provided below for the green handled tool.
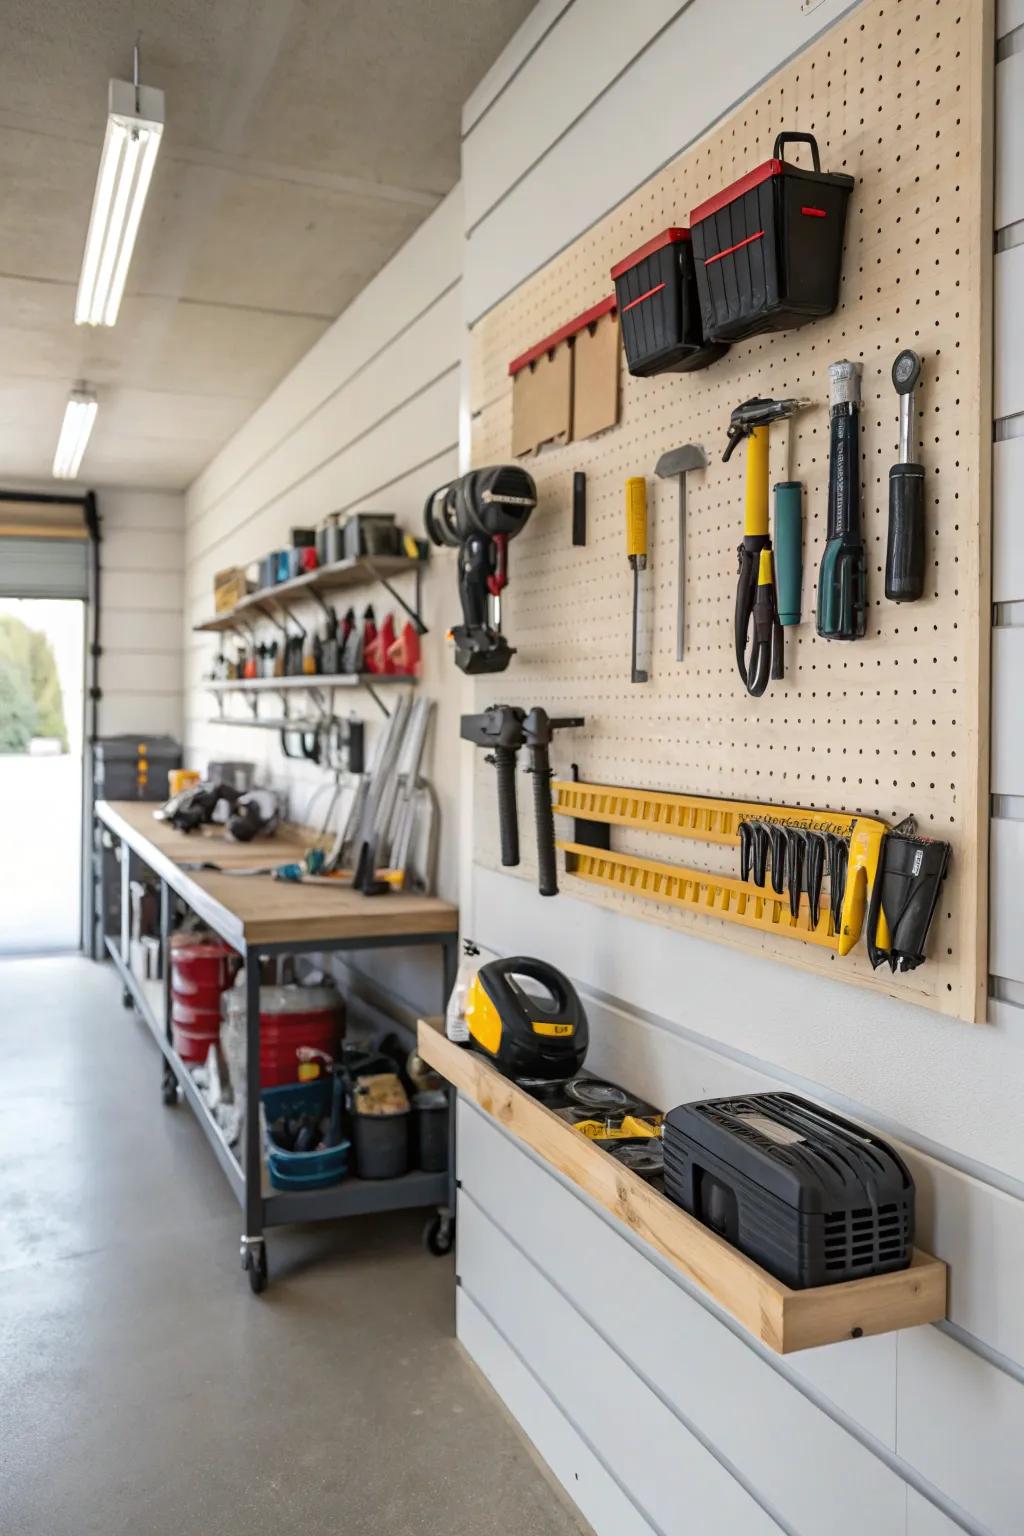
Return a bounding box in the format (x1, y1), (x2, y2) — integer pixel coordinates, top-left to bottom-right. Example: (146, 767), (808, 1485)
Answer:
(817, 360), (867, 641)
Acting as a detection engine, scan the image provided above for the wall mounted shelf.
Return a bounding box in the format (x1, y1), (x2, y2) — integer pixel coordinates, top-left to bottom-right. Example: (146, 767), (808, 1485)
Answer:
(193, 554), (426, 636)
(416, 1017), (948, 1355)
(205, 671), (415, 719)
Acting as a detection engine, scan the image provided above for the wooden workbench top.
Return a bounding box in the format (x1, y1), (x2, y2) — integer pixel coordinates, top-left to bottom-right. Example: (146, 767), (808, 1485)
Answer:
(97, 799), (458, 951)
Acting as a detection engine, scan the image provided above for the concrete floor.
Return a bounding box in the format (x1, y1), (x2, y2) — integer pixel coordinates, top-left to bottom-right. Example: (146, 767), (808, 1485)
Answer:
(0, 956), (588, 1536)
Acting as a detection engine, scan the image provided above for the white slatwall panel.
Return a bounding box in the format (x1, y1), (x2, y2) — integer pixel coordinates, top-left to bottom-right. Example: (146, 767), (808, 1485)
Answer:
(459, 1195), (785, 1535)
(457, 1293), (658, 1536)
(995, 245), (1024, 420)
(993, 438), (1024, 604)
(458, 1101), (909, 1533)
(996, 51), (1024, 230)
(462, 0), (687, 231)
(991, 632), (1024, 795)
(999, 0), (1024, 37)
(896, 1327), (1024, 1536)
(99, 489), (184, 743)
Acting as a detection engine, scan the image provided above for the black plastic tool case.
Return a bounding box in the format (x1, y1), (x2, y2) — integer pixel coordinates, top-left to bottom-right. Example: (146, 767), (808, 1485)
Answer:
(610, 227), (727, 375)
(663, 1092), (914, 1289)
(690, 133), (854, 342)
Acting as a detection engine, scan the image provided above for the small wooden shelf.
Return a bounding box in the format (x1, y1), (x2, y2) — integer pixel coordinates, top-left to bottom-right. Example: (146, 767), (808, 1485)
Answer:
(417, 1017), (947, 1355)
(205, 673), (415, 693)
(194, 555), (423, 634)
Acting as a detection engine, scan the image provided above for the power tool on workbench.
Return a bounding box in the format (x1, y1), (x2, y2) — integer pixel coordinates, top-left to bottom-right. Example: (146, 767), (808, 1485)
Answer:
(722, 396), (809, 697)
(423, 465), (537, 674)
(461, 705), (583, 896)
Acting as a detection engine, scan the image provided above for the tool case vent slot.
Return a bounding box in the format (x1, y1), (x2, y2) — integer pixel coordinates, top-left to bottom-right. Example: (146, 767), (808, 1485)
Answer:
(824, 1204), (910, 1273)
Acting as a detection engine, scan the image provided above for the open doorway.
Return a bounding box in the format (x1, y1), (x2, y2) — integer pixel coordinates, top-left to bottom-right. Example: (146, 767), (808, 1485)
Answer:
(0, 597), (85, 954)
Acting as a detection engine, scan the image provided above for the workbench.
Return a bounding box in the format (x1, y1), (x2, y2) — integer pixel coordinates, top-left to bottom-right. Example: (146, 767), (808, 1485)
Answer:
(94, 799), (460, 1292)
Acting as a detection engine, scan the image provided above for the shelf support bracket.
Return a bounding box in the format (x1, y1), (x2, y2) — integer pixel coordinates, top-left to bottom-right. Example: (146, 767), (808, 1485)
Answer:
(362, 680), (391, 718)
(364, 558), (428, 636)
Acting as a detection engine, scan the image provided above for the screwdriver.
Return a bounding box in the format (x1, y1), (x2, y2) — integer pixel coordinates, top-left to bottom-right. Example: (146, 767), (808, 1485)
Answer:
(625, 476), (649, 683)
(885, 350), (925, 602)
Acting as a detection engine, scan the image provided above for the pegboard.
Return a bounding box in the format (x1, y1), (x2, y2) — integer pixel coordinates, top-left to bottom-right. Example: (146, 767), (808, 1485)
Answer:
(466, 0), (992, 1022)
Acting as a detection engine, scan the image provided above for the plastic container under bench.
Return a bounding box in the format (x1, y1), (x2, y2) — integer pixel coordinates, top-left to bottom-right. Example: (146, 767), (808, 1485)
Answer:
(262, 1080), (351, 1191)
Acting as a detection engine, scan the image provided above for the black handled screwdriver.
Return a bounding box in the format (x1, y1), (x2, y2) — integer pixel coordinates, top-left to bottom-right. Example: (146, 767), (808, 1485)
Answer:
(885, 350), (925, 602)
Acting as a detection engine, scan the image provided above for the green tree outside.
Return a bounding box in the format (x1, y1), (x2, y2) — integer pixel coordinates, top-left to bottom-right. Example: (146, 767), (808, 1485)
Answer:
(0, 616), (67, 752)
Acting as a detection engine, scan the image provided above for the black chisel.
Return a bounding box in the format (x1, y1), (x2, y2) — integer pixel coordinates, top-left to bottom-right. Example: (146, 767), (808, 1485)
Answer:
(573, 471), (587, 547)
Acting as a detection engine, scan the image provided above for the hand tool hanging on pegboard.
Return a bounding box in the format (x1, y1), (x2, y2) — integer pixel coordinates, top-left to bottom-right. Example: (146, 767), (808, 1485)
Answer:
(817, 360), (867, 640)
(655, 444), (706, 662)
(423, 466), (536, 674)
(885, 350), (925, 603)
(865, 818), (950, 973)
(624, 476), (649, 683)
(461, 705), (583, 896)
(722, 397), (809, 696)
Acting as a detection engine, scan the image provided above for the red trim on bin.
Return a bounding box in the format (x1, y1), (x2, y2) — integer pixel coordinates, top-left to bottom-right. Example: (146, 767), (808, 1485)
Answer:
(690, 160), (782, 225)
(622, 282), (666, 313)
(703, 229), (765, 266)
(801, 205), (827, 218)
(508, 294), (617, 376)
(610, 227), (690, 280)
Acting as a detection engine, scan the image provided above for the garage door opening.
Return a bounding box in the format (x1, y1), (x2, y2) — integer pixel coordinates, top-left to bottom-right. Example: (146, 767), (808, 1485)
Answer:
(0, 597), (85, 954)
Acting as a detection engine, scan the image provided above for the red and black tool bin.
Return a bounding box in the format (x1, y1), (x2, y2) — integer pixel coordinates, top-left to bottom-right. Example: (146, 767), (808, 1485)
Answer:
(610, 227), (727, 376)
(690, 133), (854, 343)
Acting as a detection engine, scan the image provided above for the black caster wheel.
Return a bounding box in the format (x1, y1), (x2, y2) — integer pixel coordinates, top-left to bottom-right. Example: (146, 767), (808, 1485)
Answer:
(160, 1063), (178, 1106)
(243, 1244), (268, 1294)
(423, 1212), (455, 1256)
(121, 987), (134, 1010)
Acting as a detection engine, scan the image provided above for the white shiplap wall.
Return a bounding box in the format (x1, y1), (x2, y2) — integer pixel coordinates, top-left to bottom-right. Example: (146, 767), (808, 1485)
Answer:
(98, 488), (185, 740)
(454, 5), (1024, 1536)
(182, 190), (465, 1012)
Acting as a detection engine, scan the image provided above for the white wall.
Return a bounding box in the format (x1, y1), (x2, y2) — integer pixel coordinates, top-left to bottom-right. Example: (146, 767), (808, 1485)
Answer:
(98, 488), (185, 741)
(454, 5), (1024, 1535)
(182, 188), (465, 1013)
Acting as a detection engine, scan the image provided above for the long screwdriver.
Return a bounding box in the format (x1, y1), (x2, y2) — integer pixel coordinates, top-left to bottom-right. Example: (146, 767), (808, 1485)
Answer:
(885, 350), (925, 602)
(625, 476), (649, 683)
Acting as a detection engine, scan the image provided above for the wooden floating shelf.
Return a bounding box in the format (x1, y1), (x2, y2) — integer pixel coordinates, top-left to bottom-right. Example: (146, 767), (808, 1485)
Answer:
(194, 554), (423, 634)
(205, 673), (416, 692)
(417, 1017), (947, 1355)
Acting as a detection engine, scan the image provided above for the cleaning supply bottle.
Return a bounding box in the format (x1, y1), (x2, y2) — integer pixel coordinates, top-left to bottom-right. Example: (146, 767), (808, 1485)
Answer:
(445, 940), (481, 1043)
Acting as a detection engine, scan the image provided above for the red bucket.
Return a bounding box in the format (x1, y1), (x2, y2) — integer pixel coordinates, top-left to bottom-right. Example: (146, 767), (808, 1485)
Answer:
(171, 997), (222, 1063)
(170, 936), (236, 1007)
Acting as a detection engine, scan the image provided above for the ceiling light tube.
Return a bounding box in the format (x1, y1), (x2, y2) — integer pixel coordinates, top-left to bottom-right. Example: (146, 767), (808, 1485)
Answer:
(75, 77), (164, 327)
(52, 390), (99, 480)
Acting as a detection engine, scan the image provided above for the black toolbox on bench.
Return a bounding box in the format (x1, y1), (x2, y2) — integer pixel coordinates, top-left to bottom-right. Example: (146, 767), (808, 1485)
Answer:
(663, 1092), (914, 1289)
(690, 132), (854, 343)
(610, 227), (727, 376)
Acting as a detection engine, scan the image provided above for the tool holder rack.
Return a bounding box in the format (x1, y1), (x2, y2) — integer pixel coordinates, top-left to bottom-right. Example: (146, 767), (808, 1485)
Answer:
(552, 778), (884, 955)
(467, 0), (992, 1022)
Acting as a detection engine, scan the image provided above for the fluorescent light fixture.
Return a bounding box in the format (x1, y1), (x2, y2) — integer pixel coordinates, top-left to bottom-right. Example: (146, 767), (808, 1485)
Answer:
(75, 77), (164, 327)
(52, 389), (99, 480)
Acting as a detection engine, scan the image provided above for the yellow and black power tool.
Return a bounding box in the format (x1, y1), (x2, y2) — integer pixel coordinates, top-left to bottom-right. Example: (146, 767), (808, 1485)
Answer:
(464, 957), (588, 1082)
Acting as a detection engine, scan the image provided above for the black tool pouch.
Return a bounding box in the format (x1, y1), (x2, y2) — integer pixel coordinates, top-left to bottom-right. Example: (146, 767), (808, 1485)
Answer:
(867, 835), (950, 973)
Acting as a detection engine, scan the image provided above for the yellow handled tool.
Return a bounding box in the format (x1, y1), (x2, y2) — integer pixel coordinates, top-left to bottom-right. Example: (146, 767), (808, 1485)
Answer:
(625, 476), (648, 683)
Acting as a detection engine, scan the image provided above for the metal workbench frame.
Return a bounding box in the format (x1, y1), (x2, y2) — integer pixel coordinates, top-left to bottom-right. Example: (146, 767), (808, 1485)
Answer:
(96, 811), (459, 1291)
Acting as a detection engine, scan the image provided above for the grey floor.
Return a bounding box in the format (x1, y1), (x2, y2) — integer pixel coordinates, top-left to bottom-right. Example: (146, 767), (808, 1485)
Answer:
(0, 956), (587, 1536)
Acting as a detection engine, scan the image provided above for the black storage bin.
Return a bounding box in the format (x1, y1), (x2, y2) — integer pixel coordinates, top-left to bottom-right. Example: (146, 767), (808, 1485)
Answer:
(690, 133), (854, 343)
(663, 1092), (914, 1289)
(610, 227), (727, 376)
(413, 1090), (449, 1172)
(94, 735), (180, 801)
(352, 1108), (409, 1179)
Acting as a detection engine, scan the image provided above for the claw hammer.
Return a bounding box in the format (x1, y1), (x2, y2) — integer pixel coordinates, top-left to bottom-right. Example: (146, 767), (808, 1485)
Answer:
(655, 443), (706, 661)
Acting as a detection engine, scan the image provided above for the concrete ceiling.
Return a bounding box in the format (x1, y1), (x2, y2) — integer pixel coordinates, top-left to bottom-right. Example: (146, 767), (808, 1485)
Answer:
(0, 0), (532, 490)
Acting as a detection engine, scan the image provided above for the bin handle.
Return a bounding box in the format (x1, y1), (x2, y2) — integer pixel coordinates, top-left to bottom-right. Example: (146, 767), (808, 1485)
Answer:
(773, 133), (821, 173)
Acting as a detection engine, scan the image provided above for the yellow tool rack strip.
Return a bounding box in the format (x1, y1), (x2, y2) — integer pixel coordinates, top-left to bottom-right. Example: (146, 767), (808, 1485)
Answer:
(466, 0), (991, 1022)
(417, 1018), (948, 1355)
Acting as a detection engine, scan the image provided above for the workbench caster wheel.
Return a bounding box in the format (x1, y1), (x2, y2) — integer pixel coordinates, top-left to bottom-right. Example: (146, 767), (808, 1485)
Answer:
(423, 1212), (454, 1256)
(242, 1243), (268, 1294)
(121, 987), (133, 1010)
(160, 1063), (178, 1106)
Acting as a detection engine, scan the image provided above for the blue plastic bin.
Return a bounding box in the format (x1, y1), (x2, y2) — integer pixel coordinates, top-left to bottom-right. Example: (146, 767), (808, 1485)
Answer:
(262, 1079), (351, 1191)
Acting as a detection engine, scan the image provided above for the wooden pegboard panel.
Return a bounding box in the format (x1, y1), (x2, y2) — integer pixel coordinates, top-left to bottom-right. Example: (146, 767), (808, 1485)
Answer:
(467, 0), (991, 1022)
